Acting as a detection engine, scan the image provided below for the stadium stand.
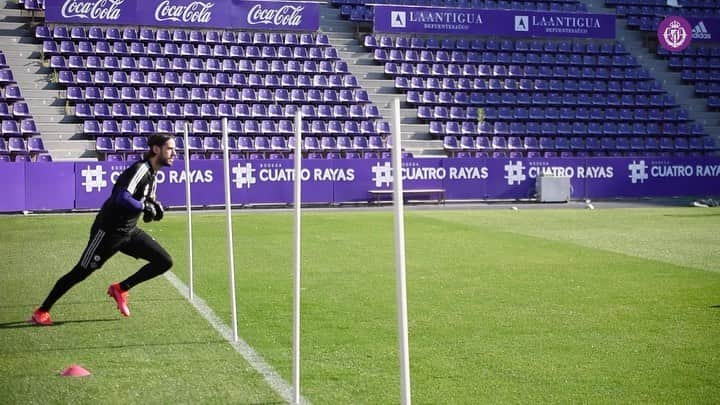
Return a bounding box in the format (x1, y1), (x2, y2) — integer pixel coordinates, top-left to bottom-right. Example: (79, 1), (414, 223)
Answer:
(366, 34), (716, 157)
(1, 0), (718, 161)
(0, 49), (47, 162)
(606, 0), (720, 32)
(39, 24), (393, 160)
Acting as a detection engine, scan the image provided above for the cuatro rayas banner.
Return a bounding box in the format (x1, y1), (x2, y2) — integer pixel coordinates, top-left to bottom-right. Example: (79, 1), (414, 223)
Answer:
(1, 157), (719, 212)
(45, 0), (320, 31)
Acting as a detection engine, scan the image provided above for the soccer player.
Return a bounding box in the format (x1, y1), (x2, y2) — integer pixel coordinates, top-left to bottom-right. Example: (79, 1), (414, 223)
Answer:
(29, 134), (177, 325)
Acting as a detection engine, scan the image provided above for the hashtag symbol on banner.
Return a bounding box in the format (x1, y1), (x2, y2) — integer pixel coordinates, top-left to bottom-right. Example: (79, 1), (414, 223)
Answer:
(503, 161), (526, 185)
(628, 160), (649, 184)
(81, 165), (107, 192)
(232, 163), (256, 189)
(372, 162), (394, 188)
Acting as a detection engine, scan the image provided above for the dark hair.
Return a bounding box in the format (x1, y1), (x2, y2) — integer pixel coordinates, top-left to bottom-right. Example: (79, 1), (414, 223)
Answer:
(144, 134), (173, 160)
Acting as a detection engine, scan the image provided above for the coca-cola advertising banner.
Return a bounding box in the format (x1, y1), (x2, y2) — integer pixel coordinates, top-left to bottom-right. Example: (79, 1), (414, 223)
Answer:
(373, 5), (615, 39)
(1, 157), (719, 212)
(46, 0), (320, 31)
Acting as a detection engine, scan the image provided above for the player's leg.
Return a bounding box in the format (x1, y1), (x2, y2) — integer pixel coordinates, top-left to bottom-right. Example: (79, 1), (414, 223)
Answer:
(106, 228), (173, 317)
(119, 228), (173, 290)
(30, 227), (121, 325)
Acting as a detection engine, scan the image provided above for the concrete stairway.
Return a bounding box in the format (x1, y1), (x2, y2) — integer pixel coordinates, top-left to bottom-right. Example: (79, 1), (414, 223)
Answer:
(0, 0), (91, 160)
(318, 4), (443, 156)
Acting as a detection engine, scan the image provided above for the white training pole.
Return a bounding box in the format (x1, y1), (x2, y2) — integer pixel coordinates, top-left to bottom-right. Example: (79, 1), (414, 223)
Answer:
(292, 110), (303, 405)
(391, 97), (412, 405)
(222, 117), (239, 342)
(183, 122), (194, 301)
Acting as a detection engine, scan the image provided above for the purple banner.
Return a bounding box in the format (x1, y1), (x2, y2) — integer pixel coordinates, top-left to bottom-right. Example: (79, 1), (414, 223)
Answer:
(26, 162), (76, 211)
(686, 17), (720, 43)
(442, 158), (489, 200)
(373, 5), (615, 39)
(230, 0), (320, 32)
(46, 0), (139, 25)
(332, 159), (377, 203)
(0, 163), (26, 212)
(75, 160), (225, 209)
(149, 0), (232, 29)
(156, 160), (223, 207)
(585, 157), (720, 198)
(483, 158), (590, 200)
(3, 156), (720, 213)
(228, 159), (336, 205)
(46, 0), (320, 31)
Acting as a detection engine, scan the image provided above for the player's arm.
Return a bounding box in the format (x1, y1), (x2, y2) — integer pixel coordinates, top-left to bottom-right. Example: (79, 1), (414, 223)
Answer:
(111, 189), (143, 213)
(110, 162), (154, 217)
(111, 188), (158, 222)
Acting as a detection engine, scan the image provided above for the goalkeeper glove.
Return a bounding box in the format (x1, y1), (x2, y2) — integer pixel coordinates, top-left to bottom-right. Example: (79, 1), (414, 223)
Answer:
(142, 200), (157, 223)
(152, 200), (164, 221)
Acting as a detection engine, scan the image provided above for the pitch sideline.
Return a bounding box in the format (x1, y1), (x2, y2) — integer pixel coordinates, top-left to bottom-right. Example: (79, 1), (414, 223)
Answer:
(164, 271), (311, 405)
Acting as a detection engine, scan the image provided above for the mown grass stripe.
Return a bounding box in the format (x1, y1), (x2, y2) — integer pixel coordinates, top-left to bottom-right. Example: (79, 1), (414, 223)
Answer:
(164, 271), (311, 405)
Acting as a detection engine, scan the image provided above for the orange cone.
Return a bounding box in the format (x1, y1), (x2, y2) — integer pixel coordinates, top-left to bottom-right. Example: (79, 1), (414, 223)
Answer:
(60, 364), (91, 377)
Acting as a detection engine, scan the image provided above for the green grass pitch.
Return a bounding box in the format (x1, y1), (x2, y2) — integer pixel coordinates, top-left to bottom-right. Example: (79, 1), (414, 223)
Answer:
(1, 207), (719, 404)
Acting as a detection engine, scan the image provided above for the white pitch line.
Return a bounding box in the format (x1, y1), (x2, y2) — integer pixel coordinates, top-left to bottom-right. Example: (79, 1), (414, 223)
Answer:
(165, 272), (311, 405)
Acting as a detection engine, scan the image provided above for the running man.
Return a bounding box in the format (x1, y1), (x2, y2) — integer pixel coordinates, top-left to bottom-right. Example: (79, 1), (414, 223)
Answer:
(29, 134), (177, 325)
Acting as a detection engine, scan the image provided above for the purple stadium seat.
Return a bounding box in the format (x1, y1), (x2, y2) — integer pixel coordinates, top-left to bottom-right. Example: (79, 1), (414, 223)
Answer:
(104, 153), (123, 162)
(368, 135), (387, 151)
(165, 103), (182, 119)
(130, 136), (148, 152)
(224, 120), (241, 136)
(100, 120), (119, 136)
(26, 136), (46, 153)
(120, 119), (138, 136)
(203, 136), (221, 152)
(154, 120), (173, 135)
(134, 120), (153, 136)
(344, 121), (360, 135)
(270, 136), (289, 154)
(1, 120), (19, 137)
(111, 136), (131, 153)
(570, 137), (586, 152)
(190, 120), (208, 135)
(8, 136), (28, 154)
(459, 135), (476, 150)
(260, 120), (277, 135)
(254, 136), (271, 154)
(36, 154), (53, 162)
(474, 136), (491, 151)
(80, 119), (100, 136)
(184, 136), (202, 152)
(183, 103), (200, 119)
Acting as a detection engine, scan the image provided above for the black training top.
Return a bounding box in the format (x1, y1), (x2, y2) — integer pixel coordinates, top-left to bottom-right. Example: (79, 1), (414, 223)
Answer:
(94, 160), (158, 233)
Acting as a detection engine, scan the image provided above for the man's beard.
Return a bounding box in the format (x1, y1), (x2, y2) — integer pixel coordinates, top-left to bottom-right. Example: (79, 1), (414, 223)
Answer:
(158, 155), (173, 167)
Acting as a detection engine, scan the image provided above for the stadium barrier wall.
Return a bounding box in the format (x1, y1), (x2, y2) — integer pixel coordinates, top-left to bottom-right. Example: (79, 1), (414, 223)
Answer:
(1, 157), (719, 212)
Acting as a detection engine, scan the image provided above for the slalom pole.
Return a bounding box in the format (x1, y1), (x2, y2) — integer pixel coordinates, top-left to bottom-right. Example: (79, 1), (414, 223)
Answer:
(222, 117), (239, 342)
(292, 110), (303, 404)
(391, 97), (412, 405)
(183, 122), (194, 300)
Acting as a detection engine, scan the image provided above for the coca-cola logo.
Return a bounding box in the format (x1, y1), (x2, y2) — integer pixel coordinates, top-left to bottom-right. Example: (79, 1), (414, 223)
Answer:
(247, 4), (303, 26)
(155, 0), (214, 23)
(60, 0), (124, 20)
